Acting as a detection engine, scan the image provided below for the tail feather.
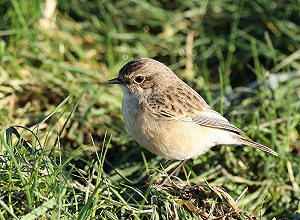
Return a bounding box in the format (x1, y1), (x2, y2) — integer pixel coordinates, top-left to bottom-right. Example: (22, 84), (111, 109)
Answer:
(235, 136), (278, 156)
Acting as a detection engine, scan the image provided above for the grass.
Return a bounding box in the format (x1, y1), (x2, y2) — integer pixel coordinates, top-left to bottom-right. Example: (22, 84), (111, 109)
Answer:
(0, 0), (300, 219)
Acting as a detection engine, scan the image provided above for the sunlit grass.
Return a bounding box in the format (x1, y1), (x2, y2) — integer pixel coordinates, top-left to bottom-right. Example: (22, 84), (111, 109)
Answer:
(0, 0), (300, 218)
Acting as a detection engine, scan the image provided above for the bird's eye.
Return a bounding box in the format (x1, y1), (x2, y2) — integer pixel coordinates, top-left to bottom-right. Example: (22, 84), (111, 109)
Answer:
(133, 76), (145, 84)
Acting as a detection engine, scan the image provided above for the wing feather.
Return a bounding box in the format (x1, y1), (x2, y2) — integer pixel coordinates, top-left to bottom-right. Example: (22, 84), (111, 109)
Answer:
(146, 83), (244, 134)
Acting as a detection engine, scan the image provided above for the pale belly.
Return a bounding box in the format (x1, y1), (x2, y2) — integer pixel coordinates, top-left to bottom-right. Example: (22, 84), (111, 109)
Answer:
(122, 97), (219, 160)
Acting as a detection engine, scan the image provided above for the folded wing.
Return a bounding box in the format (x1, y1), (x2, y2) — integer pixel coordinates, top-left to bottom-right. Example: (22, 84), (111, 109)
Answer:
(147, 83), (243, 134)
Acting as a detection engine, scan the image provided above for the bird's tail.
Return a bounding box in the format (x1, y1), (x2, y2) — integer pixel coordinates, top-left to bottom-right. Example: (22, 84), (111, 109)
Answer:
(234, 135), (278, 156)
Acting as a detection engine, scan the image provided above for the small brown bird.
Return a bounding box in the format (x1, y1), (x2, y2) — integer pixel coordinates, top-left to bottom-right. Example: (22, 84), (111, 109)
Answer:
(106, 58), (278, 183)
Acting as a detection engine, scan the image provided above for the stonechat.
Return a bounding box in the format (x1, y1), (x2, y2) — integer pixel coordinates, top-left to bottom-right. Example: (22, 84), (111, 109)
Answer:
(106, 58), (277, 183)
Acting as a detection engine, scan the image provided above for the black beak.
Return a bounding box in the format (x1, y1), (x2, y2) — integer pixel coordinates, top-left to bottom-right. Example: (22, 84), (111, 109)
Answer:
(106, 77), (122, 84)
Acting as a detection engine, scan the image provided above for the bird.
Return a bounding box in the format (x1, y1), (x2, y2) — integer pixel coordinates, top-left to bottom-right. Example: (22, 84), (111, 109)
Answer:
(106, 58), (278, 185)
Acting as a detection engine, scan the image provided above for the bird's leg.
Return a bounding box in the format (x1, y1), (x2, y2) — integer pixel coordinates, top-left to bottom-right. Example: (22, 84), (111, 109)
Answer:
(132, 159), (174, 186)
(159, 159), (189, 186)
(159, 159), (174, 171)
